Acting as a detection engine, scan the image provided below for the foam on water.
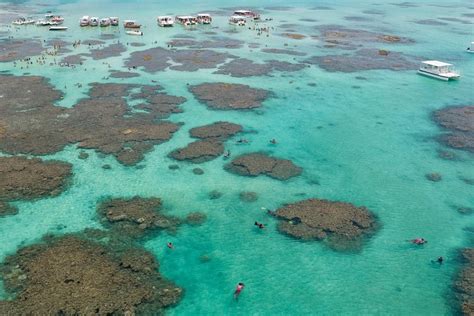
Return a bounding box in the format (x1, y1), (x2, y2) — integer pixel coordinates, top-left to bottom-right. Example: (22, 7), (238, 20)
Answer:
(1, 0), (473, 314)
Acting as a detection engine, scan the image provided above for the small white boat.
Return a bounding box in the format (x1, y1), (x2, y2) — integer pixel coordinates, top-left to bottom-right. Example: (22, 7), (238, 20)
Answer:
(110, 17), (119, 26)
(175, 15), (197, 26)
(45, 13), (54, 19)
(196, 13), (212, 24)
(12, 17), (36, 25)
(90, 17), (99, 26)
(126, 30), (143, 36)
(50, 16), (64, 24)
(100, 17), (111, 27)
(466, 42), (474, 54)
(36, 20), (58, 26)
(49, 26), (68, 31)
(123, 20), (141, 28)
(229, 15), (247, 26)
(233, 10), (260, 20)
(157, 16), (174, 27)
(418, 60), (460, 81)
(80, 15), (90, 26)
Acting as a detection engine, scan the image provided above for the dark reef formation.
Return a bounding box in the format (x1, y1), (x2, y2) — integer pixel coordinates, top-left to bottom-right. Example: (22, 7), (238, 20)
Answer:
(97, 197), (181, 238)
(225, 153), (302, 180)
(214, 58), (305, 77)
(454, 248), (474, 315)
(0, 201), (18, 217)
(189, 83), (270, 110)
(0, 39), (44, 62)
(261, 48), (307, 56)
(0, 76), (186, 165)
(274, 198), (378, 251)
(0, 233), (182, 315)
(0, 156), (72, 201)
(125, 47), (235, 73)
(109, 70), (140, 78)
(169, 140), (224, 163)
(305, 48), (419, 72)
(88, 43), (127, 60)
(189, 121), (243, 140)
(185, 212), (207, 226)
(434, 106), (474, 152)
(167, 37), (244, 49)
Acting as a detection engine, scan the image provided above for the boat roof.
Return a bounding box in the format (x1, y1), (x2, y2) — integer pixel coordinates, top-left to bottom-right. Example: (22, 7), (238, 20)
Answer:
(230, 15), (246, 19)
(124, 19), (136, 22)
(234, 10), (252, 13)
(158, 16), (173, 19)
(110, 17), (119, 19)
(421, 60), (452, 67)
(197, 13), (211, 16)
(176, 15), (195, 19)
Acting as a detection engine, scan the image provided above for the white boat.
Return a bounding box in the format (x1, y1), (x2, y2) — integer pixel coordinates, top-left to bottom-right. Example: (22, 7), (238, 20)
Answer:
(233, 10), (260, 20)
(123, 20), (141, 28)
(100, 17), (111, 27)
(45, 13), (54, 19)
(418, 60), (460, 81)
(229, 15), (247, 26)
(157, 16), (174, 27)
(126, 30), (143, 36)
(466, 42), (474, 54)
(80, 15), (90, 26)
(12, 17), (36, 25)
(36, 20), (58, 26)
(50, 16), (64, 24)
(49, 26), (68, 31)
(196, 13), (212, 24)
(110, 17), (119, 26)
(90, 17), (99, 26)
(175, 15), (197, 26)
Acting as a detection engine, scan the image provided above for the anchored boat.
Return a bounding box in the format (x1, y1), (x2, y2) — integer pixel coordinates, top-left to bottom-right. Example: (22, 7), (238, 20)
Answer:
(233, 10), (260, 20)
(197, 13), (212, 24)
(49, 26), (68, 31)
(126, 30), (143, 36)
(418, 60), (460, 81)
(175, 15), (197, 26)
(90, 17), (99, 26)
(110, 17), (119, 26)
(12, 17), (36, 25)
(229, 15), (246, 26)
(123, 20), (141, 28)
(157, 16), (174, 27)
(80, 15), (90, 26)
(100, 17), (111, 27)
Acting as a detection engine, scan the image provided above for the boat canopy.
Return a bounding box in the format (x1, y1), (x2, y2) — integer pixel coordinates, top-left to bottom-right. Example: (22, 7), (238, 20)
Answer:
(176, 16), (195, 19)
(197, 13), (211, 17)
(421, 60), (452, 67)
(230, 15), (246, 20)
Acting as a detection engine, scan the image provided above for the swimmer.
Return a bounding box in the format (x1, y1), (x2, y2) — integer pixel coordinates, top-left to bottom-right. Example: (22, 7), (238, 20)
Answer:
(270, 139), (277, 144)
(432, 256), (444, 264)
(224, 150), (231, 158)
(254, 221), (265, 229)
(234, 282), (244, 300)
(410, 238), (427, 245)
(167, 242), (174, 249)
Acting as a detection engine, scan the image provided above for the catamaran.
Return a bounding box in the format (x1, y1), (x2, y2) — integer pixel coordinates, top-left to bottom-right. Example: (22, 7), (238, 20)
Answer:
(157, 16), (174, 27)
(418, 60), (460, 81)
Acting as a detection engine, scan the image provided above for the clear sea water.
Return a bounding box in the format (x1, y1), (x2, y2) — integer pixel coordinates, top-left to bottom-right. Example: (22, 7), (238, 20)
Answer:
(1, 0), (473, 315)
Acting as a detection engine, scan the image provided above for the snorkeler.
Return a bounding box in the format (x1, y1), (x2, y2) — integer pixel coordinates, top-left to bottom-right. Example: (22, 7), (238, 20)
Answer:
(270, 139), (277, 144)
(254, 221), (265, 229)
(432, 256), (444, 264)
(224, 150), (231, 158)
(167, 242), (174, 249)
(234, 282), (245, 300)
(410, 238), (427, 245)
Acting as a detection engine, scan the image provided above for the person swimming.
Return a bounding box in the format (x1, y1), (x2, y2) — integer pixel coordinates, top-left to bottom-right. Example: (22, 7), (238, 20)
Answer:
(167, 242), (174, 249)
(254, 221), (265, 229)
(224, 150), (231, 158)
(234, 282), (244, 300)
(270, 139), (277, 144)
(410, 238), (427, 245)
(432, 256), (444, 264)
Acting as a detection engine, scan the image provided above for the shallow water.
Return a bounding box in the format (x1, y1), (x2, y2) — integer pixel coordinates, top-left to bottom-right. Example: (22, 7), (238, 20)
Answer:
(1, 0), (474, 314)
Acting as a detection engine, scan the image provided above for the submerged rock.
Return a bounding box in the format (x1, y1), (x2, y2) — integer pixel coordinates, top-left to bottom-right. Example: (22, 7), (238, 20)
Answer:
(97, 197), (181, 238)
(274, 198), (378, 251)
(0, 38), (44, 62)
(0, 156), (72, 202)
(189, 121), (243, 140)
(425, 172), (442, 182)
(214, 58), (305, 77)
(185, 212), (207, 225)
(434, 106), (474, 152)
(189, 83), (271, 110)
(225, 152), (302, 180)
(208, 190), (223, 200)
(193, 168), (205, 175)
(454, 248), (474, 315)
(0, 201), (18, 217)
(0, 234), (182, 315)
(239, 191), (259, 202)
(169, 140), (224, 163)
(0, 76), (186, 166)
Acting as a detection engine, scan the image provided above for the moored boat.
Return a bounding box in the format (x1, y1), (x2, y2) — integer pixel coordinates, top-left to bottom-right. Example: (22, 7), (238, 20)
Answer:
(196, 13), (212, 24)
(418, 60), (460, 81)
(123, 20), (141, 28)
(157, 16), (174, 27)
(110, 17), (119, 26)
(80, 15), (90, 26)
(12, 17), (36, 25)
(36, 19), (58, 26)
(229, 15), (246, 26)
(49, 26), (68, 31)
(175, 15), (197, 26)
(466, 42), (474, 54)
(50, 16), (64, 24)
(100, 17), (111, 27)
(233, 10), (260, 20)
(126, 30), (143, 36)
(90, 17), (99, 26)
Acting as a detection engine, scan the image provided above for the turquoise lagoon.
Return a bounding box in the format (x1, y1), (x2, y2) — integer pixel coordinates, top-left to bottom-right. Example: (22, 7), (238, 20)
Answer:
(0, 0), (473, 314)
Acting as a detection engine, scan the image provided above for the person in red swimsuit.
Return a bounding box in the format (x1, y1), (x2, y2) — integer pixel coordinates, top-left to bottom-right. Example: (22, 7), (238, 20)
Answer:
(234, 283), (244, 300)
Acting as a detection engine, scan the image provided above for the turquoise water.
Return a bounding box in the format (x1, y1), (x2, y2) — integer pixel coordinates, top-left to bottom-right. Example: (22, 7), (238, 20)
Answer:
(1, 0), (474, 314)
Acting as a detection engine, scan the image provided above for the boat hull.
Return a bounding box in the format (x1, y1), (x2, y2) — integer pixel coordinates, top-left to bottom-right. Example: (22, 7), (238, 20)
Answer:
(417, 70), (459, 81)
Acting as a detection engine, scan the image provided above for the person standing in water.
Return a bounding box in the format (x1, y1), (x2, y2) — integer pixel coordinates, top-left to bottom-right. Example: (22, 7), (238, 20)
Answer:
(234, 283), (245, 300)
(167, 242), (174, 249)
